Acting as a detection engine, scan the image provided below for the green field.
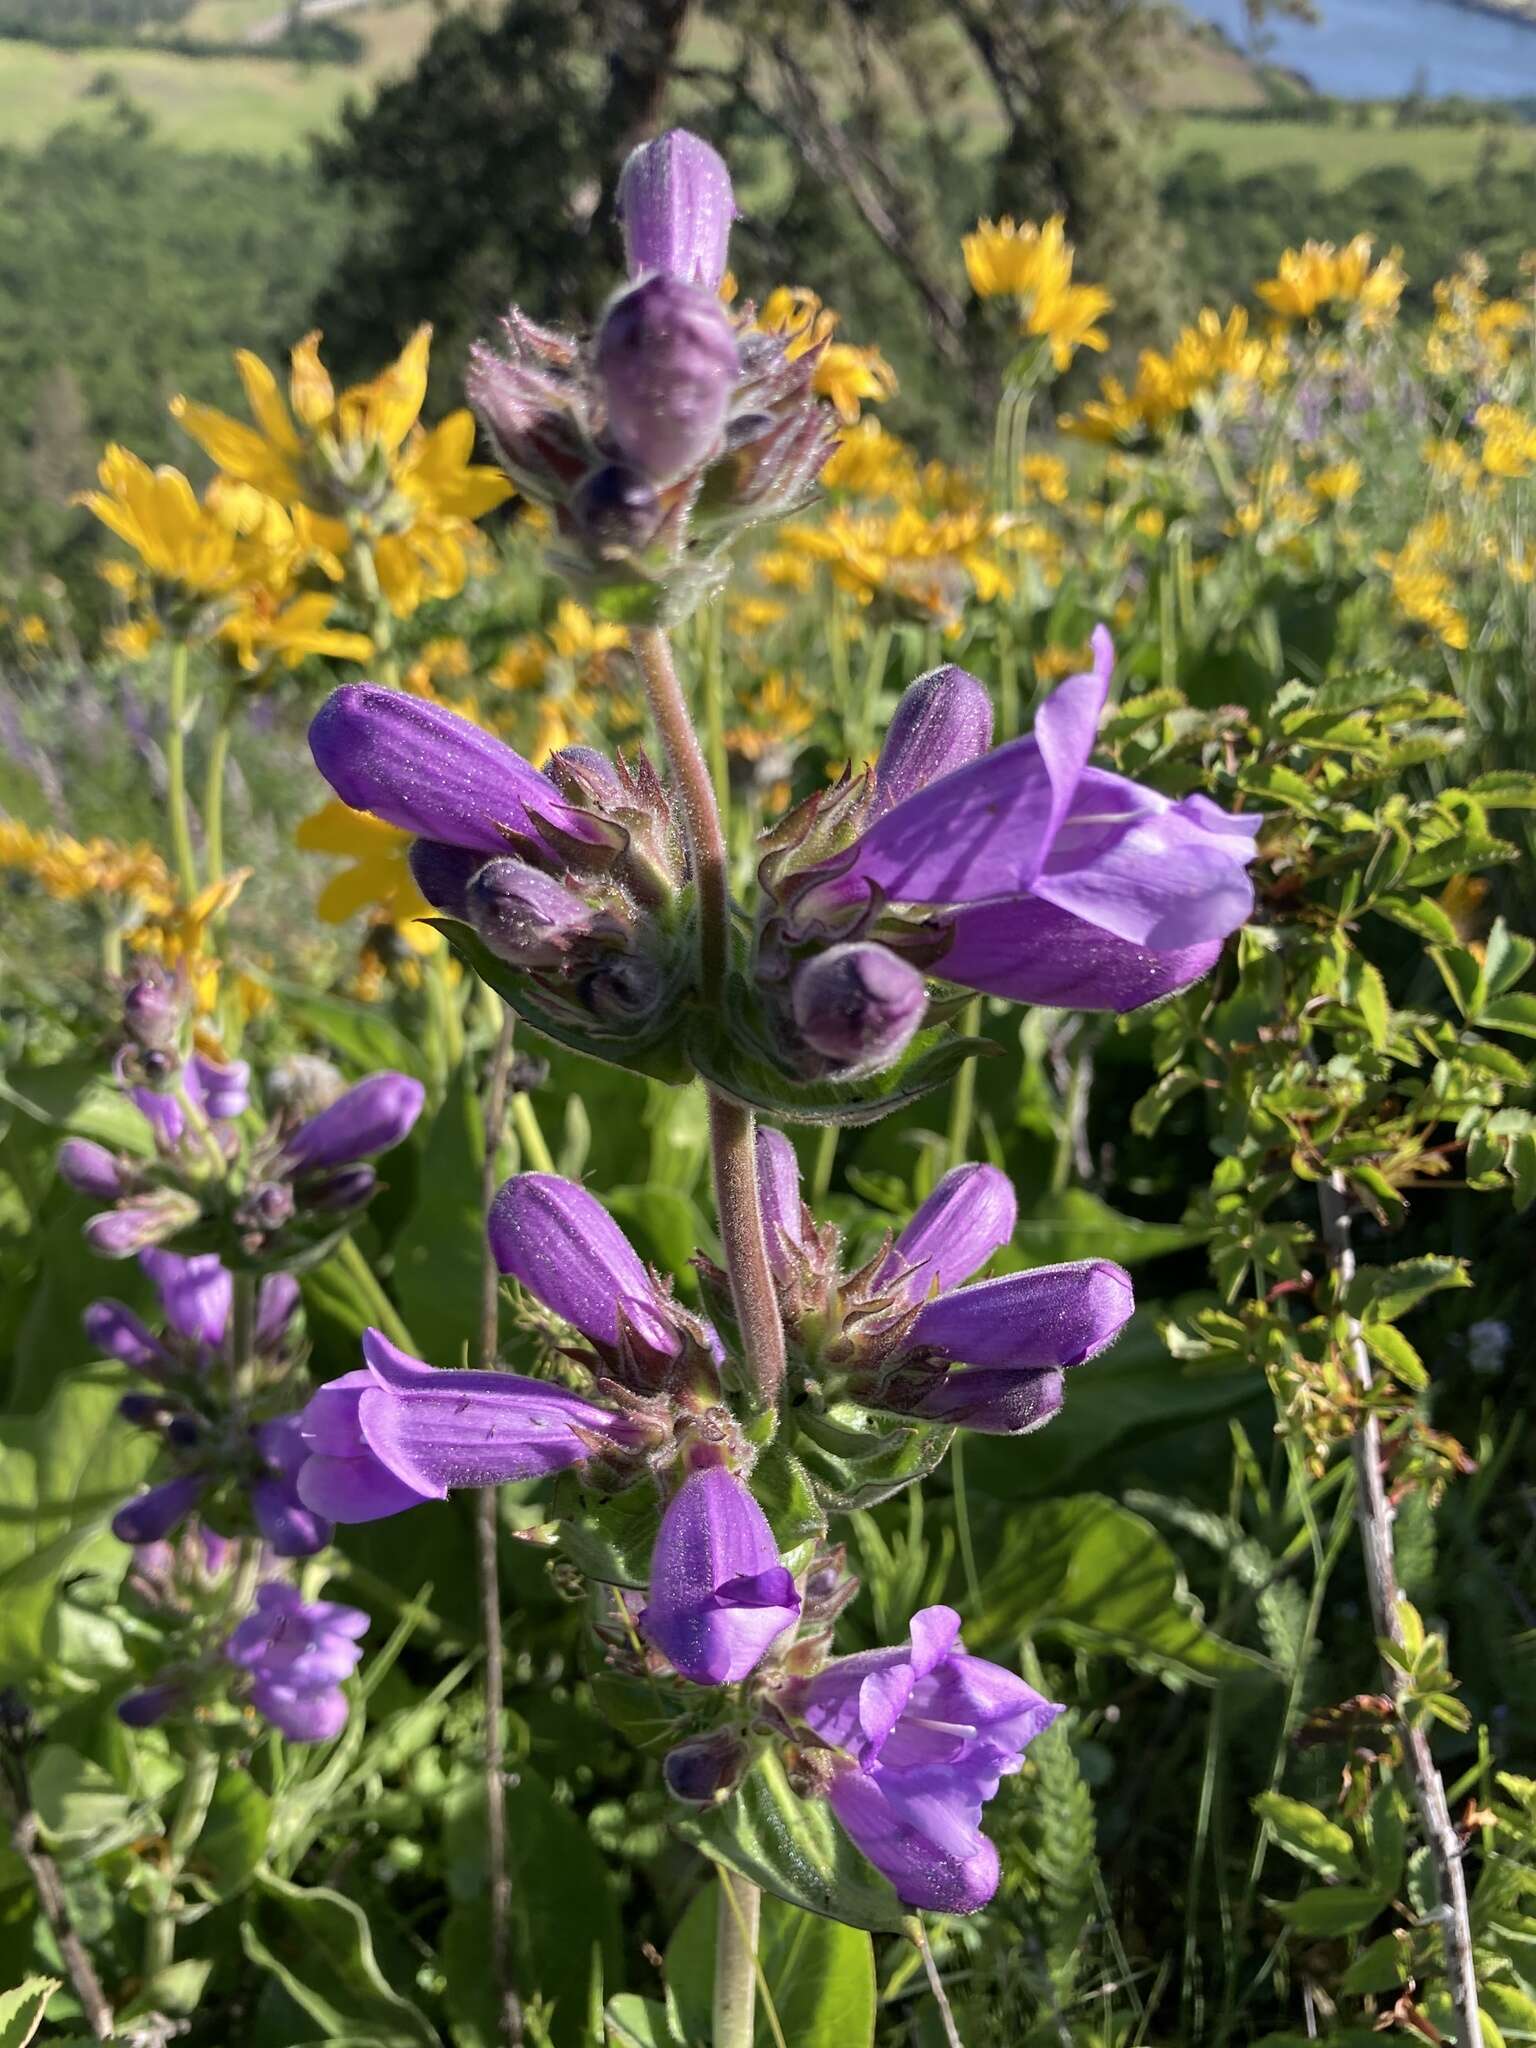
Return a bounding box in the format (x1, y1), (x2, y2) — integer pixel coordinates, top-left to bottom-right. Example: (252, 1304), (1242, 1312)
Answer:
(1166, 109), (1536, 182)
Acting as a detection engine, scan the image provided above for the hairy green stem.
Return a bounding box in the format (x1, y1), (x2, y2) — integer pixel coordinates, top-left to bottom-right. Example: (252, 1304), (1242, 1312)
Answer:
(164, 638), (198, 900)
(632, 624), (785, 1407)
(713, 1870), (761, 2048)
(511, 1090), (554, 1175)
(476, 1006), (524, 2048)
(142, 1739), (219, 1983)
(203, 686), (236, 901)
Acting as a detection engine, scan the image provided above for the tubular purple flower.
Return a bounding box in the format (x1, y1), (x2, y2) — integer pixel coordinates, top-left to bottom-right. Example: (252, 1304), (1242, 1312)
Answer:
(84, 1197), (197, 1260)
(907, 1365), (1065, 1434)
(122, 975), (180, 1051)
(226, 1581), (367, 1744)
(793, 631), (1259, 1010)
(281, 1073), (425, 1173)
(488, 1172), (680, 1359)
(877, 1164), (1017, 1301)
(58, 1138), (126, 1201)
(252, 1416), (333, 1556)
(117, 1680), (185, 1729)
(754, 1128), (807, 1282)
(309, 684), (602, 855)
(596, 276), (741, 486)
(801, 1604), (1060, 1913)
(617, 128), (736, 290)
(84, 1300), (172, 1379)
(190, 1053), (251, 1123)
(466, 858), (598, 967)
(296, 1329), (644, 1523)
(112, 1473), (208, 1546)
(873, 665), (995, 818)
(907, 1258), (1133, 1372)
(255, 1272), (301, 1352)
(638, 1466), (801, 1685)
(141, 1249), (231, 1349)
(407, 840), (485, 919)
(791, 942), (927, 1076)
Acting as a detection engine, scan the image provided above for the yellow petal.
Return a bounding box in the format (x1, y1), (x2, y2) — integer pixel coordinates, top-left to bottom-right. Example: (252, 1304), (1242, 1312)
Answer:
(234, 350), (302, 456)
(171, 397), (294, 497)
(289, 332), (336, 431)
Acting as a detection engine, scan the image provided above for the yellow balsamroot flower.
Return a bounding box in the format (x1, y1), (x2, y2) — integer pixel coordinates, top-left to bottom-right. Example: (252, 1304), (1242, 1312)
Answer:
(81, 447), (287, 601)
(0, 821), (175, 916)
(294, 801), (440, 955)
(753, 549), (817, 593)
(491, 599), (628, 694)
(727, 595), (789, 635)
(751, 287), (898, 425)
(1307, 461), (1363, 505)
(1378, 514), (1469, 651)
(820, 419), (920, 501)
(1257, 236), (1404, 327)
(1475, 404), (1536, 479)
(725, 670), (816, 763)
(19, 613), (49, 647)
(131, 869), (252, 1014)
(782, 503), (1008, 625)
(1020, 454), (1070, 506)
(173, 330), (512, 618)
(963, 215), (1113, 372)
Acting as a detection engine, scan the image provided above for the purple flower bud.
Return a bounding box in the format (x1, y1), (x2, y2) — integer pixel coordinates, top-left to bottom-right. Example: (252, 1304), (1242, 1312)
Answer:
(166, 1414), (202, 1449)
(296, 1331), (645, 1523)
(596, 276), (741, 486)
(801, 1605), (1060, 1914)
(754, 1128), (806, 1282)
(408, 840), (486, 919)
(122, 974), (181, 1052)
(236, 1181), (298, 1233)
(617, 128), (736, 290)
(543, 745), (626, 807)
(295, 1165), (378, 1213)
(84, 1193), (199, 1259)
(488, 1173), (680, 1360)
(256, 1273), (301, 1353)
(878, 1164), (1017, 1302)
(791, 943), (927, 1076)
(663, 1729), (750, 1805)
(874, 666), (995, 818)
(141, 1250), (231, 1349)
(282, 1073), (425, 1173)
(189, 1053), (250, 1124)
(310, 684), (599, 856)
(117, 1680), (185, 1729)
(639, 1467), (801, 1686)
(583, 953), (664, 1026)
(112, 1474), (208, 1546)
(118, 1393), (173, 1429)
(58, 1139), (125, 1201)
(466, 858), (596, 968)
(226, 1581), (367, 1744)
(570, 463), (664, 552)
(910, 1365), (1065, 1434)
(907, 1258), (1133, 1372)
(84, 1299), (173, 1379)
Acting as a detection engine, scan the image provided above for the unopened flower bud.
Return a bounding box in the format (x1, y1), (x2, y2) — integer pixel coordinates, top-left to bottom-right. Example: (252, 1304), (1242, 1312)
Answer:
(122, 973), (181, 1052)
(297, 1164), (378, 1213)
(584, 953), (663, 1025)
(282, 1073), (425, 1173)
(617, 128), (736, 290)
(662, 1729), (750, 1806)
(58, 1139), (125, 1201)
(596, 276), (740, 486)
(84, 1191), (200, 1260)
(117, 1680), (186, 1729)
(236, 1181), (296, 1234)
(570, 463), (663, 552)
(791, 943), (927, 1077)
(874, 665), (995, 817)
(112, 1474), (208, 1546)
(467, 858), (596, 968)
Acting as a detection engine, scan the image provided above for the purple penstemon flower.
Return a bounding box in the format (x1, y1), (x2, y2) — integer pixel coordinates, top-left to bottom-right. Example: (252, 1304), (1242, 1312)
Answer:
(296, 1328), (650, 1523)
(796, 1603), (1060, 1913)
(639, 1465), (801, 1685)
(225, 1581), (368, 1743)
(277, 1071), (425, 1175)
(756, 1141), (1133, 1433)
(616, 128), (737, 291)
(779, 630), (1260, 1032)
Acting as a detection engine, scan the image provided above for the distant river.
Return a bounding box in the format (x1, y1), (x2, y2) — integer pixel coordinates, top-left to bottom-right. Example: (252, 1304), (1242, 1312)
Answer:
(1180, 0), (1536, 99)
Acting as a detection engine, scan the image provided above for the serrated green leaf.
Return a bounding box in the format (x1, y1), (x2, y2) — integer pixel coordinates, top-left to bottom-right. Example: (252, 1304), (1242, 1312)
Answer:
(1252, 1794), (1359, 1879)
(0, 1977), (58, 2048)
(1373, 895), (1460, 946)
(675, 1751), (905, 1933)
(1481, 994), (1536, 1039)
(1344, 1256), (1470, 1322)
(1468, 771), (1536, 809)
(1361, 1320), (1428, 1391)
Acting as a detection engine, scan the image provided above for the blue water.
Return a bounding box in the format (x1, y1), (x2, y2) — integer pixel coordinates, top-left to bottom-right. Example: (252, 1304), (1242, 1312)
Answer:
(1182, 0), (1536, 99)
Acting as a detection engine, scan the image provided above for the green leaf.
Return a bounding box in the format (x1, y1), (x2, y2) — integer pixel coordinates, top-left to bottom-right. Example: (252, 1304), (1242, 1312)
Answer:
(1372, 895), (1460, 946)
(273, 987), (431, 1083)
(1252, 1794), (1359, 1879)
(1480, 994), (1536, 1040)
(1010, 1188), (1203, 1269)
(29, 1745), (143, 1855)
(242, 1871), (439, 2046)
(664, 1883), (876, 2048)
(192, 1767), (272, 1902)
(551, 1476), (663, 1589)
(675, 1750), (905, 1934)
(1338, 1931), (1411, 1996)
(391, 1068), (484, 1367)
(0, 1366), (157, 1682)
(788, 1404), (953, 1516)
(604, 1996), (680, 2048)
(964, 1494), (1265, 1683)
(1349, 958), (1390, 1052)
(1401, 832), (1519, 889)
(1344, 1256), (1471, 1323)
(1360, 1320), (1428, 1391)
(0, 1057), (154, 1154)
(1482, 1982), (1536, 2035)
(1468, 771), (1536, 809)
(1271, 1883), (1392, 1936)
(0, 1977), (58, 2048)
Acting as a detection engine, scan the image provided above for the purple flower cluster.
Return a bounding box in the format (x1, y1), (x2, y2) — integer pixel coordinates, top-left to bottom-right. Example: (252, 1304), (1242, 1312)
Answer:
(225, 1582), (368, 1742)
(759, 631), (1262, 1077)
(94, 1249), (330, 1557)
(756, 1133), (1133, 1433)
